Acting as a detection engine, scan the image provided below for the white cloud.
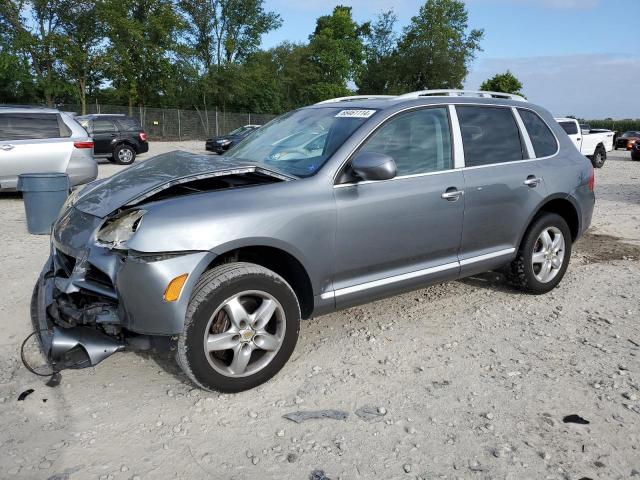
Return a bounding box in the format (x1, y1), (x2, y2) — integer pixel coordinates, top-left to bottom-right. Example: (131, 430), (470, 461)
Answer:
(465, 54), (640, 119)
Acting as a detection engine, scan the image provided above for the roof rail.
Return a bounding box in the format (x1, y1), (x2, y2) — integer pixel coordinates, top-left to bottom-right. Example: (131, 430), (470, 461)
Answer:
(397, 89), (526, 102)
(315, 95), (395, 105)
(0, 103), (57, 110)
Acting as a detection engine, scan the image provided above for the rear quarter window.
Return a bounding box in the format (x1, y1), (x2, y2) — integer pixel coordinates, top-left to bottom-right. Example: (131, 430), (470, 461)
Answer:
(116, 117), (142, 131)
(0, 113), (64, 140)
(518, 109), (558, 158)
(456, 106), (525, 167)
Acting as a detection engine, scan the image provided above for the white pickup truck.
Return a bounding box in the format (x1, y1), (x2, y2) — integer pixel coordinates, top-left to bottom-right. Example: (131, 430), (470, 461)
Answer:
(555, 117), (613, 168)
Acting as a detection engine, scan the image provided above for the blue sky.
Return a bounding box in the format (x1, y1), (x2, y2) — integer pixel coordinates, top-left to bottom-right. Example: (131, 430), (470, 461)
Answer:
(262, 0), (639, 119)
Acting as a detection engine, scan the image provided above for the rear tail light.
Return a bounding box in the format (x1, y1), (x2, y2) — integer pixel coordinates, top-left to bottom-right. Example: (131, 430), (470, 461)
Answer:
(588, 164), (595, 192)
(73, 141), (94, 149)
(139, 132), (148, 142)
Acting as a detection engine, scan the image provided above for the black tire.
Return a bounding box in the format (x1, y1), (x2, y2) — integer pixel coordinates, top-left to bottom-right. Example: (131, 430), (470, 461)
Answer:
(508, 213), (572, 295)
(591, 145), (606, 168)
(113, 144), (136, 165)
(177, 262), (300, 393)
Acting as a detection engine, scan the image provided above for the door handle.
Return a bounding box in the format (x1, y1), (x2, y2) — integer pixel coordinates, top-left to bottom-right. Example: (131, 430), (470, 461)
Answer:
(524, 176), (541, 187)
(441, 188), (464, 201)
(1, 144), (15, 151)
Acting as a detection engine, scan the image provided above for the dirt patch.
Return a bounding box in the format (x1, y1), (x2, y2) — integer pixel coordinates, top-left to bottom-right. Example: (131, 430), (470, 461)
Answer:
(575, 232), (640, 263)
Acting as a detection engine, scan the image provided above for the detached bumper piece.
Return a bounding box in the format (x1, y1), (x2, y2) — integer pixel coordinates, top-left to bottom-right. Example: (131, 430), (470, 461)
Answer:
(50, 326), (124, 370)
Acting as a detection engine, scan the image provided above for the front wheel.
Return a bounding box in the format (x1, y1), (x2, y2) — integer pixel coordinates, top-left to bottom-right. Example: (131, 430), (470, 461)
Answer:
(177, 263), (300, 392)
(113, 144), (136, 165)
(508, 213), (572, 294)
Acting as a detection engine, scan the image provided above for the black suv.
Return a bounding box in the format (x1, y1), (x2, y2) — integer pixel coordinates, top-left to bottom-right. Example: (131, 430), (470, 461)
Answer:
(77, 114), (149, 165)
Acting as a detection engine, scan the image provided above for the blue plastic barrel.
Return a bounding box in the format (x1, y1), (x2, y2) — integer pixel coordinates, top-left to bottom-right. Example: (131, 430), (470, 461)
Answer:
(17, 173), (70, 235)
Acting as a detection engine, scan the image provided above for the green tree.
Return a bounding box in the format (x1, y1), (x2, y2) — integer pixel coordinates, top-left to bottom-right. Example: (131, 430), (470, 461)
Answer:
(395, 0), (483, 91)
(100, 0), (184, 112)
(479, 70), (524, 97)
(179, 0), (282, 70)
(0, 0), (71, 105)
(306, 5), (366, 102)
(0, 46), (37, 103)
(57, 0), (106, 114)
(356, 10), (398, 94)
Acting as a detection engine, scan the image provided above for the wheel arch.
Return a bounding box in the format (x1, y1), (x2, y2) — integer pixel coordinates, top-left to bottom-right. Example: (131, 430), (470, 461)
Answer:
(114, 140), (137, 152)
(518, 195), (581, 248)
(205, 243), (315, 319)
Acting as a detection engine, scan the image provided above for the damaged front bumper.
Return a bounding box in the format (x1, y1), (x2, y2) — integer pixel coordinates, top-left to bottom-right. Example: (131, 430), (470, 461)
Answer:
(32, 212), (215, 371)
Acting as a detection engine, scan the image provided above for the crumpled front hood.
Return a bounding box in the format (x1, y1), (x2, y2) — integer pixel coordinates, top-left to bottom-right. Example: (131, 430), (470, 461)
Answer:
(73, 150), (291, 218)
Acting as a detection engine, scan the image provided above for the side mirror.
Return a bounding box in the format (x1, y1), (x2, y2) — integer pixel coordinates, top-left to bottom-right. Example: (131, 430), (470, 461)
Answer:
(351, 152), (396, 181)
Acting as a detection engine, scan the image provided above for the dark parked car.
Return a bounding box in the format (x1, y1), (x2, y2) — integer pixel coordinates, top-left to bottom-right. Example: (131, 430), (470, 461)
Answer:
(205, 125), (260, 154)
(77, 114), (149, 165)
(632, 142), (640, 161)
(615, 131), (640, 150)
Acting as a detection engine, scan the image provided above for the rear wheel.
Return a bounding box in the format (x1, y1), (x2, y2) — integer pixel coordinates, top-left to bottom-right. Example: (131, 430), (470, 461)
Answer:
(177, 263), (300, 392)
(508, 213), (572, 294)
(113, 144), (136, 165)
(590, 145), (606, 168)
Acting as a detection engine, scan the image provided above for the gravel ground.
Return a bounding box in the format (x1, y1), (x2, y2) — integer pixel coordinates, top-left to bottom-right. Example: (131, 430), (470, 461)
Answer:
(0, 145), (639, 480)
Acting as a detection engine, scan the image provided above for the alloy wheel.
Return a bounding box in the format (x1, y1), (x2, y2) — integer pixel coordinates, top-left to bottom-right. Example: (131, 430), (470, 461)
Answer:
(203, 290), (286, 377)
(532, 227), (565, 283)
(118, 148), (133, 162)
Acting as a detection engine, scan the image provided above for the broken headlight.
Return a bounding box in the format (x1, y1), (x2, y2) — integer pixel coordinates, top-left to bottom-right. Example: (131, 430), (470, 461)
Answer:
(96, 210), (146, 249)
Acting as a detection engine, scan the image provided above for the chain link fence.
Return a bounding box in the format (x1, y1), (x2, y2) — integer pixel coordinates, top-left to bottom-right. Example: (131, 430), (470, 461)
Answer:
(59, 104), (277, 141)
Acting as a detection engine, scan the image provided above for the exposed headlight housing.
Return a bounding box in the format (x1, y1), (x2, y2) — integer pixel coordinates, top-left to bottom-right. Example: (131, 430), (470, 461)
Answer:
(217, 139), (232, 146)
(96, 210), (146, 249)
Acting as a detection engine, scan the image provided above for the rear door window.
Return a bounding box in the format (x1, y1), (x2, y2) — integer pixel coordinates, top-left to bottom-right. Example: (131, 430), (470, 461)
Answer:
(559, 121), (578, 135)
(0, 113), (63, 140)
(456, 106), (524, 167)
(518, 109), (558, 158)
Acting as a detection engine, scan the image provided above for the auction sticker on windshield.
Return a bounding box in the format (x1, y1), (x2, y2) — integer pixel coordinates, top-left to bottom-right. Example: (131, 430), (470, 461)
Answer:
(335, 109), (376, 118)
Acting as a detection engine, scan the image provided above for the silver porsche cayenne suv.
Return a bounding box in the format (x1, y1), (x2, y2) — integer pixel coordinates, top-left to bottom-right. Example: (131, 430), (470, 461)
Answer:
(0, 106), (97, 191)
(31, 90), (595, 392)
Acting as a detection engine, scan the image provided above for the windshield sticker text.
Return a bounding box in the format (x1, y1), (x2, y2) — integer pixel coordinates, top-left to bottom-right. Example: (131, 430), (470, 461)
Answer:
(335, 109), (376, 119)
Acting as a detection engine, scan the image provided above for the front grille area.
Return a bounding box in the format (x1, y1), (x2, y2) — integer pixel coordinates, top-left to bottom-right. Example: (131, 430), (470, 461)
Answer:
(56, 249), (76, 276)
(85, 264), (115, 290)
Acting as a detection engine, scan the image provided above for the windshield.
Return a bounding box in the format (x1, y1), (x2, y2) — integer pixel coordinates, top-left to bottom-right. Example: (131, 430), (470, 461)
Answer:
(226, 107), (375, 177)
(622, 131), (640, 137)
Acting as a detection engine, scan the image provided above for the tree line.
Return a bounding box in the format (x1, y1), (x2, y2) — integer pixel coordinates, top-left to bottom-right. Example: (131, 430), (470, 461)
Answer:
(0, 0), (488, 115)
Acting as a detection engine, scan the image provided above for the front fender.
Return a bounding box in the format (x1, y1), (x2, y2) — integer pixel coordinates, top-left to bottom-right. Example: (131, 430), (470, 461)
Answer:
(117, 250), (216, 335)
